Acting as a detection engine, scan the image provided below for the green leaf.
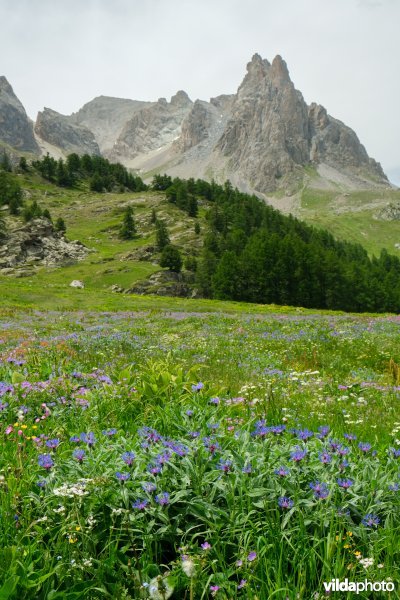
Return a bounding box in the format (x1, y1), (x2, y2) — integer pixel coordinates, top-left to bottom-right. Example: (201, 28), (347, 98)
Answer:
(0, 576), (19, 600)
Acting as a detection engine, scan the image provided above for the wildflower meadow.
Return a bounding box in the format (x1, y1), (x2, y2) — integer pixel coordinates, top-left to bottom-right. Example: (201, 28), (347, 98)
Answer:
(0, 307), (399, 598)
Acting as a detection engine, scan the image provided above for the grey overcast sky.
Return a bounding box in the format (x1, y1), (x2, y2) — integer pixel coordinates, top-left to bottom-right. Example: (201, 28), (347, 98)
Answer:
(1, 0), (399, 182)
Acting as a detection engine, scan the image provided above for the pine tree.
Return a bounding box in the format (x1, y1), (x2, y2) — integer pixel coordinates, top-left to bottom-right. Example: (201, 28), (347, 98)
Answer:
(119, 206), (136, 240)
(0, 150), (12, 172)
(159, 244), (182, 272)
(155, 219), (170, 250)
(150, 208), (157, 224)
(55, 217), (66, 233)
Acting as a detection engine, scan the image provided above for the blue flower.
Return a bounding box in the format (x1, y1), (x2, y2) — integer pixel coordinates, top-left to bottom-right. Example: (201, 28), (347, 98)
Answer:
(358, 442), (372, 453)
(73, 449), (86, 462)
(191, 382), (204, 392)
(361, 513), (380, 528)
(122, 451), (136, 466)
(116, 472), (130, 481)
(274, 466), (290, 477)
(155, 492), (170, 506)
(216, 459), (233, 473)
(309, 481), (329, 499)
(278, 496), (294, 509)
(102, 428), (118, 436)
(38, 454), (54, 470)
(318, 451), (332, 464)
(132, 499), (148, 510)
(290, 447), (307, 462)
(337, 478), (354, 489)
(45, 438), (60, 449)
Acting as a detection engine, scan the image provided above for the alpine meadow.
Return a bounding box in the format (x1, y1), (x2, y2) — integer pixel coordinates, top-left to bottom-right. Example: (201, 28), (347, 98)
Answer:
(1, 9), (400, 597)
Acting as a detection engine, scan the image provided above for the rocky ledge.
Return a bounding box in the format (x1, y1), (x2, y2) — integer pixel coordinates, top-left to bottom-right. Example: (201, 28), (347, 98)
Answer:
(0, 217), (89, 274)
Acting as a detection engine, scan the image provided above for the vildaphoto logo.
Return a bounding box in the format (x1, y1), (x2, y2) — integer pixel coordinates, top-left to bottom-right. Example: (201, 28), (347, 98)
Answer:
(323, 579), (395, 594)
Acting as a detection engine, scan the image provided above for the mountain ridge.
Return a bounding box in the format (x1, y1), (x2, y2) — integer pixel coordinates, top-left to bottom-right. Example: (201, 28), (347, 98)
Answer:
(0, 54), (391, 198)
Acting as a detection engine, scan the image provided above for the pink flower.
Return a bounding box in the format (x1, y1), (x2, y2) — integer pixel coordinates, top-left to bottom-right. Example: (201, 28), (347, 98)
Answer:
(201, 542), (211, 550)
(5, 426), (13, 435)
(247, 551), (257, 562)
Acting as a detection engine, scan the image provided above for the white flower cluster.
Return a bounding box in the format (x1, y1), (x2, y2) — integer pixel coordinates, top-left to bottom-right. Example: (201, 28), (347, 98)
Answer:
(53, 480), (90, 497)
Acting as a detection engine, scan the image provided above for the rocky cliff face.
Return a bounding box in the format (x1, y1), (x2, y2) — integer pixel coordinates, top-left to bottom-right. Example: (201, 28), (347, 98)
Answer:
(111, 91), (193, 162)
(35, 108), (100, 156)
(0, 77), (39, 153)
(70, 96), (152, 154)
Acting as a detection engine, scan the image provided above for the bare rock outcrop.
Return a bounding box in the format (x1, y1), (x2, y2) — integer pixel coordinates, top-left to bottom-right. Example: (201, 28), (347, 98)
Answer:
(0, 76), (39, 153)
(35, 108), (100, 156)
(0, 218), (89, 272)
(111, 91), (192, 161)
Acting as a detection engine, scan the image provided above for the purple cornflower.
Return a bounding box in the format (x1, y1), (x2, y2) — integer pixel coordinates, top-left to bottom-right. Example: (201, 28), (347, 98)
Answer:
(116, 472), (130, 481)
(80, 432), (96, 447)
(147, 463), (162, 475)
(207, 422), (220, 430)
(203, 437), (221, 455)
(336, 445), (351, 457)
(269, 424), (286, 435)
(156, 451), (172, 465)
(337, 507), (350, 517)
(329, 439), (341, 451)
(278, 496), (294, 509)
(122, 451), (135, 466)
(238, 579), (247, 589)
(343, 433), (357, 441)
(389, 447), (400, 458)
(132, 499), (148, 510)
(310, 481), (329, 500)
(217, 459), (233, 473)
(192, 382), (204, 392)
(102, 428), (118, 436)
(155, 492), (170, 506)
(142, 482), (157, 493)
(185, 409), (194, 417)
(201, 542), (211, 550)
(73, 449), (86, 462)
(242, 463), (252, 474)
(296, 428), (314, 441)
(290, 447), (307, 462)
(209, 397), (220, 405)
(339, 459), (350, 471)
(247, 551), (257, 562)
(45, 438), (60, 450)
(389, 483), (400, 492)
(0, 401), (9, 411)
(318, 451), (332, 464)
(70, 435), (80, 443)
(358, 442), (372, 453)
(275, 466), (290, 477)
(337, 478), (354, 489)
(38, 454), (54, 470)
(361, 513), (380, 528)
(317, 426), (330, 439)
(138, 427), (162, 444)
(36, 479), (47, 488)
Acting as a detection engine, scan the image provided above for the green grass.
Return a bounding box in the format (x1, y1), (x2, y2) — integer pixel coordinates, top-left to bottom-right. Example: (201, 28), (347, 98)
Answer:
(0, 306), (399, 598)
(300, 186), (400, 256)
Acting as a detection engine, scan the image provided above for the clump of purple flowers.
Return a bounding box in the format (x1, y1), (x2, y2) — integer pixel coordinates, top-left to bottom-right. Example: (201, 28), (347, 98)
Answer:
(116, 472), (130, 481)
(132, 499), (148, 510)
(337, 478), (354, 489)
